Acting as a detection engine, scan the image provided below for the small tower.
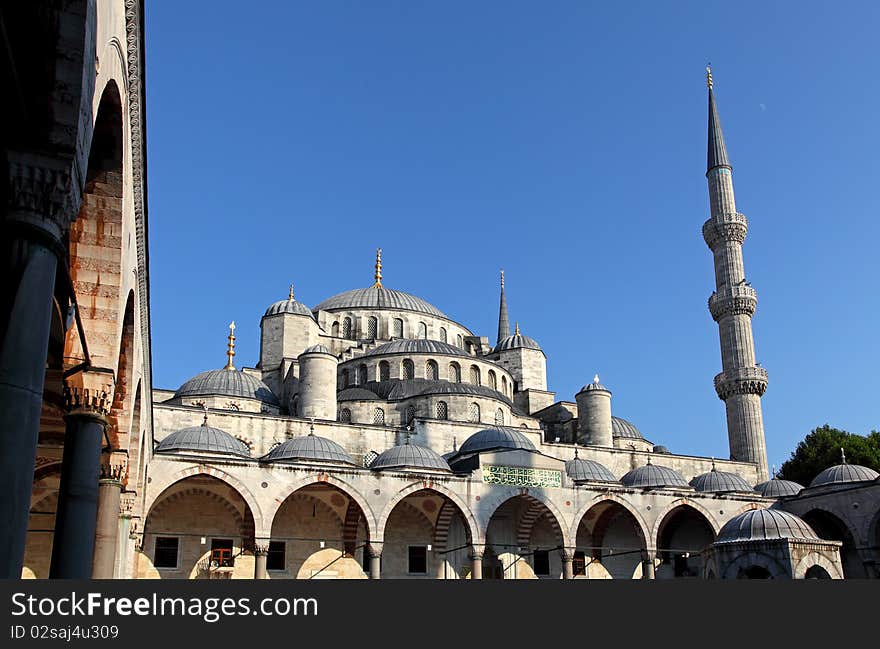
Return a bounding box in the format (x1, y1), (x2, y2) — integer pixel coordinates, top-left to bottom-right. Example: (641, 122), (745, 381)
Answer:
(702, 66), (769, 481)
(296, 344), (338, 421)
(575, 374), (613, 447)
(259, 283), (320, 397)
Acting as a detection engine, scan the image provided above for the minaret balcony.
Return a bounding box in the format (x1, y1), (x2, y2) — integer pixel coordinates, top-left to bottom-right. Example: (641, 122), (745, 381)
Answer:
(702, 212), (748, 248)
(708, 284), (758, 321)
(713, 366), (768, 400)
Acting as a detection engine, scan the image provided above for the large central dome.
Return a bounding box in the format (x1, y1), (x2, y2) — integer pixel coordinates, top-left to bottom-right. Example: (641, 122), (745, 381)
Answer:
(313, 286), (447, 318)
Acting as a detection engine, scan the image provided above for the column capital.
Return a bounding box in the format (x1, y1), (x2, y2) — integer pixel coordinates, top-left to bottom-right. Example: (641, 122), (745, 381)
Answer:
(99, 451), (128, 485)
(367, 543), (383, 558)
(63, 384), (112, 422)
(253, 538), (271, 556)
(560, 547), (577, 562)
(120, 491), (136, 518)
(468, 544), (485, 561)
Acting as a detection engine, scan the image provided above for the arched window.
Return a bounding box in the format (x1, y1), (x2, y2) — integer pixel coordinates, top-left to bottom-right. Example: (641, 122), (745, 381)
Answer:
(418, 322), (427, 339)
(439, 327), (447, 343)
(470, 365), (481, 385)
(405, 405), (416, 425)
(436, 401), (448, 420)
(367, 316), (378, 339)
(449, 362), (461, 383)
(373, 408), (385, 425)
(469, 402), (480, 423)
(501, 375), (508, 395)
(495, 408), (504, 425)
(341, 369), (350, 388)
(457, 334), (463, 348)
(393, 318), (404, 338)
(291, 396), (299, 417)
(402, 359), (414, 380)
(331, 321), (340, 337)
(379, 361), (390, 382)
(425, 360), (438, 380)
(358, 363), (368, 385)
(339, 408), (352, 423)
(342, 317), (352, 338)
(488, 370), (497, 390)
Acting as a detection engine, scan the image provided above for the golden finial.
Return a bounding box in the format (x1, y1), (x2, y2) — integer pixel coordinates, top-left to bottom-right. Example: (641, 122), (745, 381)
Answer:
(514, 321), (520, 336)
(225, 321), (236, 370)
(706, 63), (713, 90)
(371, 248), (383, 288)
(288, 284), (295, 301)
(500, 269), (505, 289)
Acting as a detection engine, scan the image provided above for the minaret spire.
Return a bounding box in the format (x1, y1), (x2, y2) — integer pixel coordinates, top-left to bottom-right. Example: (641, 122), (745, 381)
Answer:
(225, 321), (236, 370)
(701, 67), (769, 482)
(497, 269), (510, 344)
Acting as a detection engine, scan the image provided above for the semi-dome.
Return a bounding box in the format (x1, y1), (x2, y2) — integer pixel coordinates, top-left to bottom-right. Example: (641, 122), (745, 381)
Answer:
(809, 462), (878, 487)
(300, 344), (334, 356)
(716, 508), (819, 543)
(493, 324), (542, 353)
(313, 286), (447, 318)
(370, 442), (452, 473)
(458, 426), (536, 455)
(262, 434), (354, 465)
(566, 451), (617, 484)
(364, 338), (469, 357)
(689, 466), (754, 493)
(174, 368), (280, 407)
(156, 422), (250, 457)
(620, 460), (691, 489)
(612, 416), (643, 440)
(754, 477), (804, 498)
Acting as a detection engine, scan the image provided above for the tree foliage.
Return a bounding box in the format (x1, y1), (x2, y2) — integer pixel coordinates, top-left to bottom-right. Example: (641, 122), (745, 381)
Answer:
(778, 424), (880, 487)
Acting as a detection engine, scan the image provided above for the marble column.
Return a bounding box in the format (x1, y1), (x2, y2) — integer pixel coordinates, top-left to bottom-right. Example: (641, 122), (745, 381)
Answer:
(642, 550), (656, 580)
(113, 496), (133, 579)
(91, 455), (126, 578)
(49, 387), (110, 578)
(562, 548), (575, 580)
(368, 543), (382, 580)
(254, 541), (269, 579)
(470, 545), (484, 580)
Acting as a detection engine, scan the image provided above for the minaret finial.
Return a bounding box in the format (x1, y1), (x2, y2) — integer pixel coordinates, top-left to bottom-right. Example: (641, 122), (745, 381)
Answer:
(225, 321), (236, 370)
(288, 284), (295, 301)
(706, 63), (713, 90)
(840, 447), (847, 464)
(706, 64), (730, 172)
(500, 269), (505, 288)
(497, 268), (510, 344)
(372, 248), (383, 288)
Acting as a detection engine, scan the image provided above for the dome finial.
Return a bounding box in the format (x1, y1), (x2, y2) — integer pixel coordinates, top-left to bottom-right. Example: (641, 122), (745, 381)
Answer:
(372, 248), (383, 288)
(309, 418), (315, 436)
(840, 447), (847, 464)
(593, 373), (600, 384)
(711, 457), (716, 471)
(574, 444), (579, 459)
(202, 403), (209, 427)
(404, 424), (413, 445)
(225, 321), (236, 370)
(288, 284), (295, 301)
(706, 63), (713, 89)
(771, 464), (777, 478)
(514, 321), (520, 336)
(646, 456), (653, 466)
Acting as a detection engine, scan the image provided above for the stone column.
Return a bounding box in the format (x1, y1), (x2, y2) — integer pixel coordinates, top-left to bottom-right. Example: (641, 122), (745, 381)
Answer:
(92, 454), (126, 578)
(642, 550), (656, 580)
(113, 492), (134, 578)
(469, 545), (484, 580)
(49, 386), (111, 578)
(561, 548), (575, 580)
(367, 543), (382, 580)
(254, 541), (269, 580)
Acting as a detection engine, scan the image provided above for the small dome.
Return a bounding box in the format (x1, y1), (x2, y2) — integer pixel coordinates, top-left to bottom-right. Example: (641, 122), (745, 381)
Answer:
(754, 478), (804, 498)
(156, 423), (250, 457)
(716, 508), (819, 543)
(690, 467), (754, 493)
(612, 416), (643, 439)
(313, 286), (447, 318)
(566, 453), (617, 484)
(364, 338), (470, 358)
(300, 344), (334, 356)
(620, 461), (691, 489)
(262, 434), (354, 465)
(174, 368), (279, 407)
(458, 427), (536, 455)
(493, 331), (542, 353)
(809, 462), (879, 488)
(578, 374), (609, 394)
(653, 445), (671, 454)
(264, 297), (315, 319)
(370, 443), (451, 473)
(337, 387), (380, 401)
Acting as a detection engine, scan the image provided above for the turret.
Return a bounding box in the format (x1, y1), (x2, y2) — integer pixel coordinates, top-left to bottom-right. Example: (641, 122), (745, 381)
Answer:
(575, 374), (612, 447)
(702, 66), (769, 482)
(259, 284), (320, 396)
(296, 344), (338, 420)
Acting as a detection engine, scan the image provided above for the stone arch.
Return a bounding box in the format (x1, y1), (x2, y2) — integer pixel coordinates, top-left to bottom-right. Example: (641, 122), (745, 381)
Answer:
(479, 490), (569, 546)
(720, 551), (788, 579)
(801, 507), (865, 578)
(654, 503), (716, 579)
(650, 498), (721, 543)
(569, 494), (651, 546)
(434, 499), (472, 550)
(793, 553), (842, 579)
(377, 481), (481, 545)
(147, 465), (265, 537)
(146, 487), (245, 537)
(107, 290), (136, 449)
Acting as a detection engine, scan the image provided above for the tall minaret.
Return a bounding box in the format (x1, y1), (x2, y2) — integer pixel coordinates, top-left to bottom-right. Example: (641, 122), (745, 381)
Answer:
(701, 66), (769, 482)
(497, 269), (510, 344)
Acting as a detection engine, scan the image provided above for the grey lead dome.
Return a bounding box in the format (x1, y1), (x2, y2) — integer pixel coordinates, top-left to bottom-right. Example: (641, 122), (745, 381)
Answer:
(566, 456), (617, 484)
(370, 443), (452, 473)
(458, 426), (536, 455)
(612, 417), (644, 440)
(493, 332), (542, 353)
(689, 468), (754, 493)
(620, 462), (691, 489)
(754, 477), (804, 498)
(313, 286), (447, 318)
(264, 297), (315, 319)
(156, 424), (250, 457)
(809, 462), (879, 488)
(716, 508), (818, 543)
(174, 368), (280, 407)
(364, 338), (470, 357)
(262, 435), (354, 465)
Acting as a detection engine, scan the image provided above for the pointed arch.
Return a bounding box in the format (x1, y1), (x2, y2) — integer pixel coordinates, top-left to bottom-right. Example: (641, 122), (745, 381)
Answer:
(377, 481), (481, 545)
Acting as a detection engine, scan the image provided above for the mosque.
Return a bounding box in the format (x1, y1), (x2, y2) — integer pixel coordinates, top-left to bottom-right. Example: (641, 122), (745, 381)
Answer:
(3, 0), (878, 580)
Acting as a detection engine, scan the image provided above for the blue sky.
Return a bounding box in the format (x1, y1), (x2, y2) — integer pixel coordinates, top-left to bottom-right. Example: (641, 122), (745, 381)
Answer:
(144, 1), (879, 469)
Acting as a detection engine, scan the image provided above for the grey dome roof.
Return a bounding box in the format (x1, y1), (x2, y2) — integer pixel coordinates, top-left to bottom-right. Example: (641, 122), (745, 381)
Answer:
(156, 424), (250, 457)
(262, 434), (354, 465)
(264, 298), (315, 319)
(459, 426), (536, 455)
(566, 454), (617, 484)
(689, 467), (754, 493)
(716, 508), (819, 543)
(578, 376), (609, 393)
(174, 368), (279, 406)
(313, 286), (447, 318)
(336, 379), (512, 407)
(810, 462), (878, 487)
(612, 417), (644, 440)
(337, 387), (381, 401)
(370, 443), (452, 473)
(493, 332), (542, 353)
(300, 344), (334, 356)
(620, 461), (691, 489)
(364, 338), (469, 357)
(755, 478), (804, 498)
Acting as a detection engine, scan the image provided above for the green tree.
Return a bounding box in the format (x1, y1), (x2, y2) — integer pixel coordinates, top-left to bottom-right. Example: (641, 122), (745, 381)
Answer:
(778, 424), (880, 487)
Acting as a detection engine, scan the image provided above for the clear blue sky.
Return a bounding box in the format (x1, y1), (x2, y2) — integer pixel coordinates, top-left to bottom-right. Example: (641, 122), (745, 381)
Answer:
(144, 1), (879, 470)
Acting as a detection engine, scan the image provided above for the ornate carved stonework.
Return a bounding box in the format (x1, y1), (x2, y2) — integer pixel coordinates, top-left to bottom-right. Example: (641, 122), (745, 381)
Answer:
(63, 384), (112, 417)
(5, 156), (80, 244)
(702, 212), (748, 249)
(708, 285), (758, 321)
(714, 366), (769, 400)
